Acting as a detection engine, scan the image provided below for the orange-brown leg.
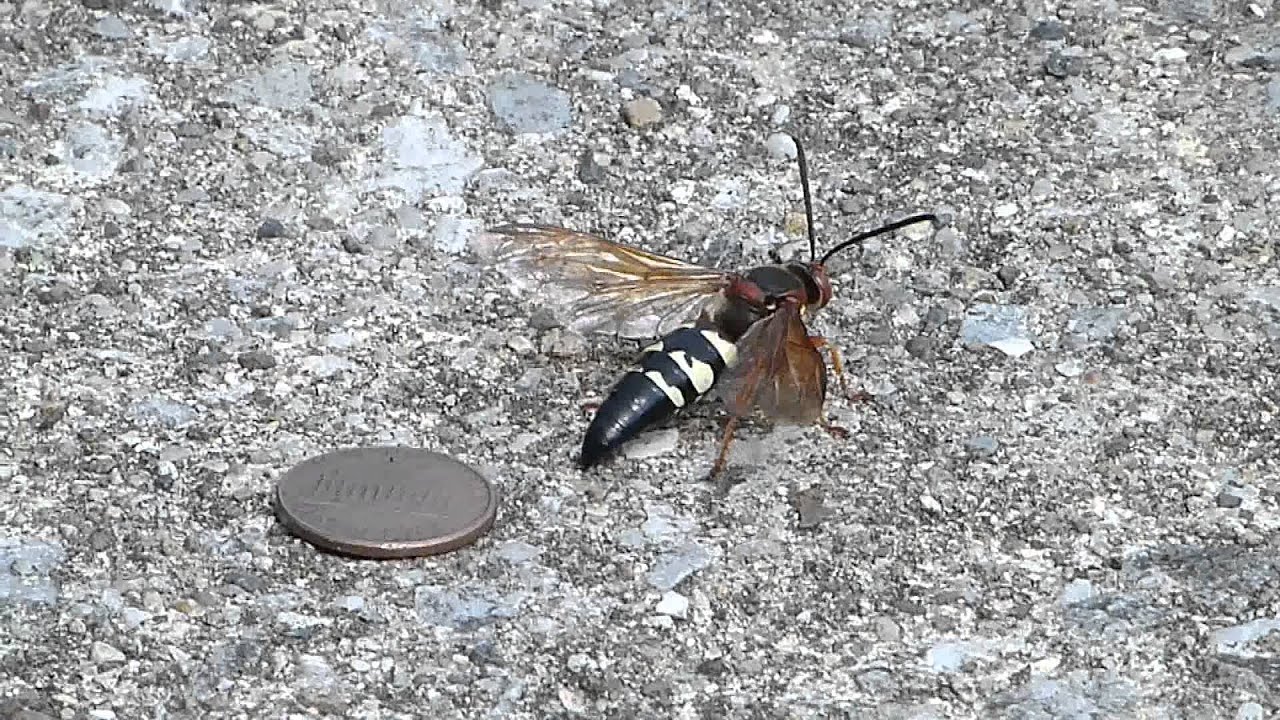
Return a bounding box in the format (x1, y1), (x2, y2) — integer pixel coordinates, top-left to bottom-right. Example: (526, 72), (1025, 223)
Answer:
(706, 414), (742, 481)
(809, 335), (849, 398)
(809, 335), (856, 439)
(706, 339), (776, 481)
(819, 416), (850, 440)
(810, 335), (876, 404)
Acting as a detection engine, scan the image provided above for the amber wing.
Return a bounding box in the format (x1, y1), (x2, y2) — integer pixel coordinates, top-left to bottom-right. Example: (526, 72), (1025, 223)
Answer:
(718, 299), (828, 425)
(484, 223), (735, 338)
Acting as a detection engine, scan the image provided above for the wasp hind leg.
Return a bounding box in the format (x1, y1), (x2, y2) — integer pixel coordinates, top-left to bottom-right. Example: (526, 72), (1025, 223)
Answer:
(704, 414), (741, 482)
(702, 415), (753, 496)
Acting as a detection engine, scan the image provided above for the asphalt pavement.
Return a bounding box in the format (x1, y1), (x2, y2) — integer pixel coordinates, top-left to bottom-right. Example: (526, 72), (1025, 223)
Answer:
(2, 0), (1279, 718)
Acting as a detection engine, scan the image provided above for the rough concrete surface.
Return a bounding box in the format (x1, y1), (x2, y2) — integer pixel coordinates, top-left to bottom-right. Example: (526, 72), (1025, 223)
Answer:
(2, 0), (1279, 718)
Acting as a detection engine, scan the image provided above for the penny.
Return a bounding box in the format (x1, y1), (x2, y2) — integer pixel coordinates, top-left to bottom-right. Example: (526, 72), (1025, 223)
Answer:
(274, 446), (498, 559)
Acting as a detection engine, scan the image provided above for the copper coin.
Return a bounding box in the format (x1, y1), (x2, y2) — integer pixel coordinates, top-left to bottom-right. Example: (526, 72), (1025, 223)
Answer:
(274, 446), (498, 559)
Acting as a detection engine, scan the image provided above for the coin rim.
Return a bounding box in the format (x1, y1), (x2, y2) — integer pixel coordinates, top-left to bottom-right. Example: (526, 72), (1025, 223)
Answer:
(273, 446), (498, 559)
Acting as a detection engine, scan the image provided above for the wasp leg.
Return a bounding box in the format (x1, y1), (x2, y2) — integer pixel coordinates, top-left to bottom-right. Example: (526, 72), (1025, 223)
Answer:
(809, 335), (850, 399)
(705, 414), (742, 482)
(819, 416), (850, 440)
(848, 390), (875, 404)
(707, 332), (776, 482)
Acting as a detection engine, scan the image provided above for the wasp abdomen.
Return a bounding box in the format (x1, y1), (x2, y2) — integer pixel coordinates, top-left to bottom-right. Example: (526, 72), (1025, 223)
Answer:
(580, 327), (738, 468)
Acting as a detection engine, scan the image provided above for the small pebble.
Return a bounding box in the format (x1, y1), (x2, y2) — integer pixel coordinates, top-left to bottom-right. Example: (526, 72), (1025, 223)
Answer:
(256, 218), (287, 239)
(89, 531), (113, 552)
(935, 227), (964, 255)
(1059, 579), (1096, 607)
(342, 235), (368, 254)
(495, 541), (543, 564)
(175, 122), (206, 138)
(1029, 20), (1066, 41)
(94, 15), (133, 40)
(615, 68), (645, 89)
(622, 428), (679, 459)
(225, 569), (267, 593)
(905, 336), (935, 360)
(1237, 701), (1264, 720)
(37, 282), (75, 305)
(559, 687), (587, 714)
(874, 617), (902, 643)
(765, 132), (796, 160)
(176, 187), (210, 204)
(655, 591), (689, 619)
(791, 488), (829, 529)
(488, 73), (572, 134)
(577, 151), (606, 184)
(919, 494), (943, 514)
(92, 276), (124, 296)
(1045, 50), (1084, 78)
(1216, 491), (1243, 509)
(783, 211), (808, 238)
(433, 216), (481, 255)
(1055, 359), (1084, 378)
(121, 608), (151, 629)
(336, 595), (366, 612)
(697, 657), (727, 676)
(540, 329), (588, 357)
(237, 350), (277, 370)
(528, 308), (561, 331)
(1152, 47), (1189, 64)
(622, 97), (663, 128)
(91, 641), (126, 665)
(923, 306), (948, 331)
(506, 336), (535, 355)
(966, 435), (999, 456)
(960, 303), (1035, 358)
(647, 543), (712, 590)
(926, 641), (974, 673)
(669, 181), (696, 204)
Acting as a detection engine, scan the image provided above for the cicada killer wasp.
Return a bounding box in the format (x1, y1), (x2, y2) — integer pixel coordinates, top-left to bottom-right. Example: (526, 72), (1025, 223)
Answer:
(485, 135), (937, 478)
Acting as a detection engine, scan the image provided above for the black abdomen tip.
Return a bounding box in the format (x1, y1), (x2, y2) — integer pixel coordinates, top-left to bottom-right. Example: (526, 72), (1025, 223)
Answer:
(578, 438), (606, 469)
(578, 326), (737, 470)
(579, 372), (677, 469)
(579, 415), (615, 468)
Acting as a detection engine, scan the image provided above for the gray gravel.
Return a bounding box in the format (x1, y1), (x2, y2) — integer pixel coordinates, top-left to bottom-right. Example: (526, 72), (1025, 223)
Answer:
(3, 0), (1280, 718)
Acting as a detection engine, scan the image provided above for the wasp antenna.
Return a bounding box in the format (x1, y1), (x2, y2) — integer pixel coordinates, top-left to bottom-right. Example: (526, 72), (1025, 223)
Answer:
(790, 134), (818, 262)
(818, 213), (940, 267)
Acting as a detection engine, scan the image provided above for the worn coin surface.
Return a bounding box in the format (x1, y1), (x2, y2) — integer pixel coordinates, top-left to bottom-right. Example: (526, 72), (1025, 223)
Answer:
(274, 446), (498, 559)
